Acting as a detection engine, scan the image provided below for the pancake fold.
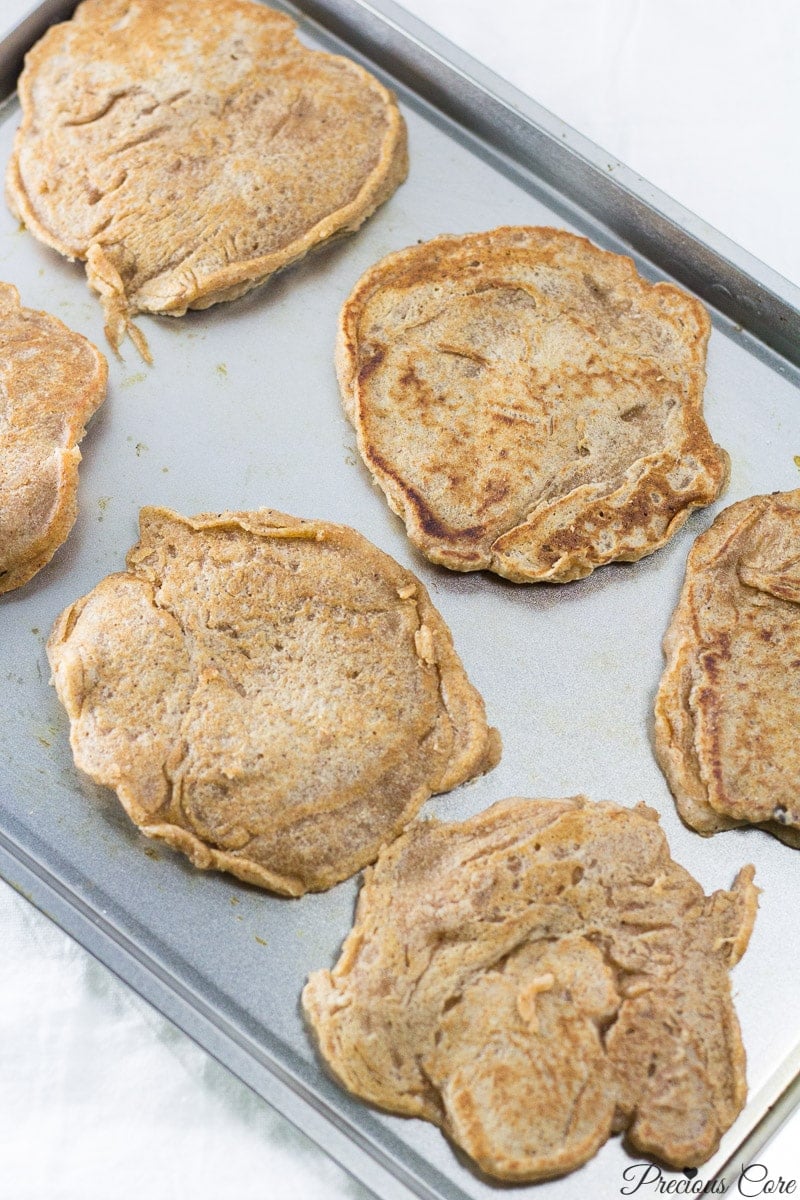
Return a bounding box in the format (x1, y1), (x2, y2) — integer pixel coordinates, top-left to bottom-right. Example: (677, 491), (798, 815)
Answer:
(304, 796), (757, 1179)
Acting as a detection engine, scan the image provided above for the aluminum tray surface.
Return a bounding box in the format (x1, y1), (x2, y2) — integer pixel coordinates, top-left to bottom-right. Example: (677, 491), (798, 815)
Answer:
(1, 3), (799, 1198)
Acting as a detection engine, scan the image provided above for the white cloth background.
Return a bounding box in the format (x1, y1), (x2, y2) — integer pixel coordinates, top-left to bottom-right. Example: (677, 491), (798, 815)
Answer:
(1, 1), (798, 1196)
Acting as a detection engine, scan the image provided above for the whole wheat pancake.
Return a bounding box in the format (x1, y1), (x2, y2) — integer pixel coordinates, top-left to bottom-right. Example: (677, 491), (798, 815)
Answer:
(7, 0), (408, 362)
(337, 226), (728, 582)
(0, 282), (107, 595)
(303, 796), (757, 1179)
(47, 507), (500, 894)
(655, 489), (800, 846)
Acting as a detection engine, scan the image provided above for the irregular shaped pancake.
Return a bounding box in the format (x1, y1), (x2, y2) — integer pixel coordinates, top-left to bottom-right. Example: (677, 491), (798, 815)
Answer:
(0, 282), (107, 595)
(304, 797), (757, 1179)
(337, 226), (728, 582)
(47, 507), (500, 894)
(655, 489), (800, 845)
(7, 0), (408, 361)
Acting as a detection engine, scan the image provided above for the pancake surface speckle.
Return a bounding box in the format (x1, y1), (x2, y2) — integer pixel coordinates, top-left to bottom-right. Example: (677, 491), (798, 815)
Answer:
(655, 488), (800, 845)
(0, 281), (107, 594)
(337, 226), (728, 582)
(7, 0), (408, 360)
(304, 797), (757, 1179)
(47, 507), (500, 894)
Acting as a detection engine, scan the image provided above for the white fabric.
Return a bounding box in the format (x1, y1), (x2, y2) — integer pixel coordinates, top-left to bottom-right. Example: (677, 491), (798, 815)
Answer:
(0, 884), (369, 1199)
(1, 0), (798, 1194)
(402, 0), (800, 286)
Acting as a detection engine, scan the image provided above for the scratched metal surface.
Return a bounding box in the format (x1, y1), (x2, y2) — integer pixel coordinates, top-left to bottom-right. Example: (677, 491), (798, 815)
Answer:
(1, 4), (799, 1197)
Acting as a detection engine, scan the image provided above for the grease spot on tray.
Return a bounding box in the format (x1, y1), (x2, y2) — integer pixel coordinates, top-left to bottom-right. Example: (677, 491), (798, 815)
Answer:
(32, 718), (59, 747)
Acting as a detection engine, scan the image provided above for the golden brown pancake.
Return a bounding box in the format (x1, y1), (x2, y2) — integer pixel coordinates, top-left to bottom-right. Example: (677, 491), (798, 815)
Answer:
(337, 226), (728, 582)
(655, 489), (800, 845)
(47, 507), (500, 894)
(7, 0), (408, 361)
(304, 796), (757, 1179)
(0, 282), (107, 595)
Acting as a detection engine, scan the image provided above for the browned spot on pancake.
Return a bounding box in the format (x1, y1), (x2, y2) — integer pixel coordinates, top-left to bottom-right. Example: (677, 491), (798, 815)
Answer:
(481, 479), (510, 507)
(366, 445), (488, 549)
(358, 346), (385, 383)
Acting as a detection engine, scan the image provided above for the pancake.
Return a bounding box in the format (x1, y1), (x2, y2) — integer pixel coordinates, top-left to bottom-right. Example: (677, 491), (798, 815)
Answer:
(337, 226), (728, 582)
(47, 507), (500, 894)
(0, 282), (107, 595)
(7, 0), (408, 361)
(303, 796), (757, 1179)
(655, 488), (800, 845)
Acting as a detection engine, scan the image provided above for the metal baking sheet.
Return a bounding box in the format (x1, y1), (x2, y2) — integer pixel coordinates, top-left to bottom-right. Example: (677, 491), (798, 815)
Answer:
(2, 2), (800, 1197)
